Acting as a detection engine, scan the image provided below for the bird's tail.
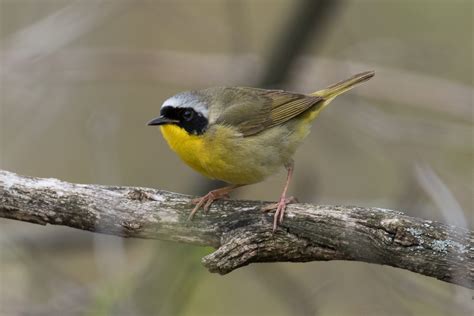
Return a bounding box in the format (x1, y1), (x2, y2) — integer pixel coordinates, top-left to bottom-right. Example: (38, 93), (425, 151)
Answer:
(311, 70), (375, 101)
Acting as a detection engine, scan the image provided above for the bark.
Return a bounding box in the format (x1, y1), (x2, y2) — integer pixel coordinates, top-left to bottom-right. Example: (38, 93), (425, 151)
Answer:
(0, 170), (472, 289)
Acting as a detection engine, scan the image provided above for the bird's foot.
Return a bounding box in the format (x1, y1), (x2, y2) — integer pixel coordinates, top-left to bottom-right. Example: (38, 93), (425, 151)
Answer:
(188, 187), (233, 220)
(262, 196), (298, 231)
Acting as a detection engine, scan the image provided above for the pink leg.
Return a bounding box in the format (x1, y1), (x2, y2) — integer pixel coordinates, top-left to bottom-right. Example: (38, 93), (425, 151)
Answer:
(262, 162), (297, 231)
(188, 184), (242, 220)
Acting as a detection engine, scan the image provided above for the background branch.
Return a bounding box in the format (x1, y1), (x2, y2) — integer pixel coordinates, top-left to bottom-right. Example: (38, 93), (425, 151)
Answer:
(0, 170), (472, 289)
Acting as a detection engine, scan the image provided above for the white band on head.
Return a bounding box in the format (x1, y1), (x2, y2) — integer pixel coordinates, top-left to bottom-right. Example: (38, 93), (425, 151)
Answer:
(161, 94), (209, 118)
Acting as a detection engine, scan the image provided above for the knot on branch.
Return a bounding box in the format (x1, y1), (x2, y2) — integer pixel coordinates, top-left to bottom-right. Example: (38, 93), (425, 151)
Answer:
(202, 225), (339, 274)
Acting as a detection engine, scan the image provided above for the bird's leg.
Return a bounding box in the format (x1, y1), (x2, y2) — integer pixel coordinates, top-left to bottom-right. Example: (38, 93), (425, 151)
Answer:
(262, 161), (297, 231)
(189, 184), (242, 220)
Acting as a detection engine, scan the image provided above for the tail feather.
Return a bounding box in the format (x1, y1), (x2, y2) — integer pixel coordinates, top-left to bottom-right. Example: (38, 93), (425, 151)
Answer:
(311, 70), (375, 100)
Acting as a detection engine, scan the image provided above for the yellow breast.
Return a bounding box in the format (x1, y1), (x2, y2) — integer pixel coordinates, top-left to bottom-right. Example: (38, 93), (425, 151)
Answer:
(160, 125), (211, 178)
(159, 124), (275, 184)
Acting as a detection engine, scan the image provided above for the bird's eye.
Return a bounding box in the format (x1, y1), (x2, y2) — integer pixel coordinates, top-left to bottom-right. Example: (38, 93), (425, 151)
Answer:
(182, 109), (194, 121)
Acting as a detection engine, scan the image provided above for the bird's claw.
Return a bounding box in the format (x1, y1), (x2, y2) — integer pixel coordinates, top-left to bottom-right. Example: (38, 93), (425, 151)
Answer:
(262, 196), (298, 231)
(188, 190), (231, 220)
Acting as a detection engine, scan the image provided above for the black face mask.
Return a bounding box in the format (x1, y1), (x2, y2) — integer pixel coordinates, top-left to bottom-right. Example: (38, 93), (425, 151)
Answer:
(160, 106), (208, 135)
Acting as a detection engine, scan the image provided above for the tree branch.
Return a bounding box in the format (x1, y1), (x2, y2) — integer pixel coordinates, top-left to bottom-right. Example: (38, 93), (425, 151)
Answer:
(0, 170), (472, 289)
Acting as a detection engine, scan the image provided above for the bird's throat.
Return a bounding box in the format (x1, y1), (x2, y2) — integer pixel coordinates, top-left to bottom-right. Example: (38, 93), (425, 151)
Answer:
(159, 124), (211, 177)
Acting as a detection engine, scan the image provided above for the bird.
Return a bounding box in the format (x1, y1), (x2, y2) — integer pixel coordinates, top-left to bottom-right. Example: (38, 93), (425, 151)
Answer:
(148, 71), (375, 230)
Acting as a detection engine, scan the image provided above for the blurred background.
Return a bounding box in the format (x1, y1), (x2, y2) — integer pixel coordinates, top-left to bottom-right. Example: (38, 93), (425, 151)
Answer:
(0, 0), (472, 315)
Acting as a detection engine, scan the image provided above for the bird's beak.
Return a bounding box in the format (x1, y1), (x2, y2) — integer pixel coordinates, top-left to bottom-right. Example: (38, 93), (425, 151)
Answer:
(147, 116), (179, 126)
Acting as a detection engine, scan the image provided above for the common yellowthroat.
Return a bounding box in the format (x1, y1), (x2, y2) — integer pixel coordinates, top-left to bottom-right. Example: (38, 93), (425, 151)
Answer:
(148, 71), (374, 230)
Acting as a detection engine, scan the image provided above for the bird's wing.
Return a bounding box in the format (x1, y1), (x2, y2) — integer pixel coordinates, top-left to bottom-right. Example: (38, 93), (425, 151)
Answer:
(214, 87), (324, 136)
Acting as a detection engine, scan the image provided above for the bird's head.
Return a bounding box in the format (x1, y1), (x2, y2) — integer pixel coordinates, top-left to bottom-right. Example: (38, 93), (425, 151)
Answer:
(147, 91), (209, 135)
